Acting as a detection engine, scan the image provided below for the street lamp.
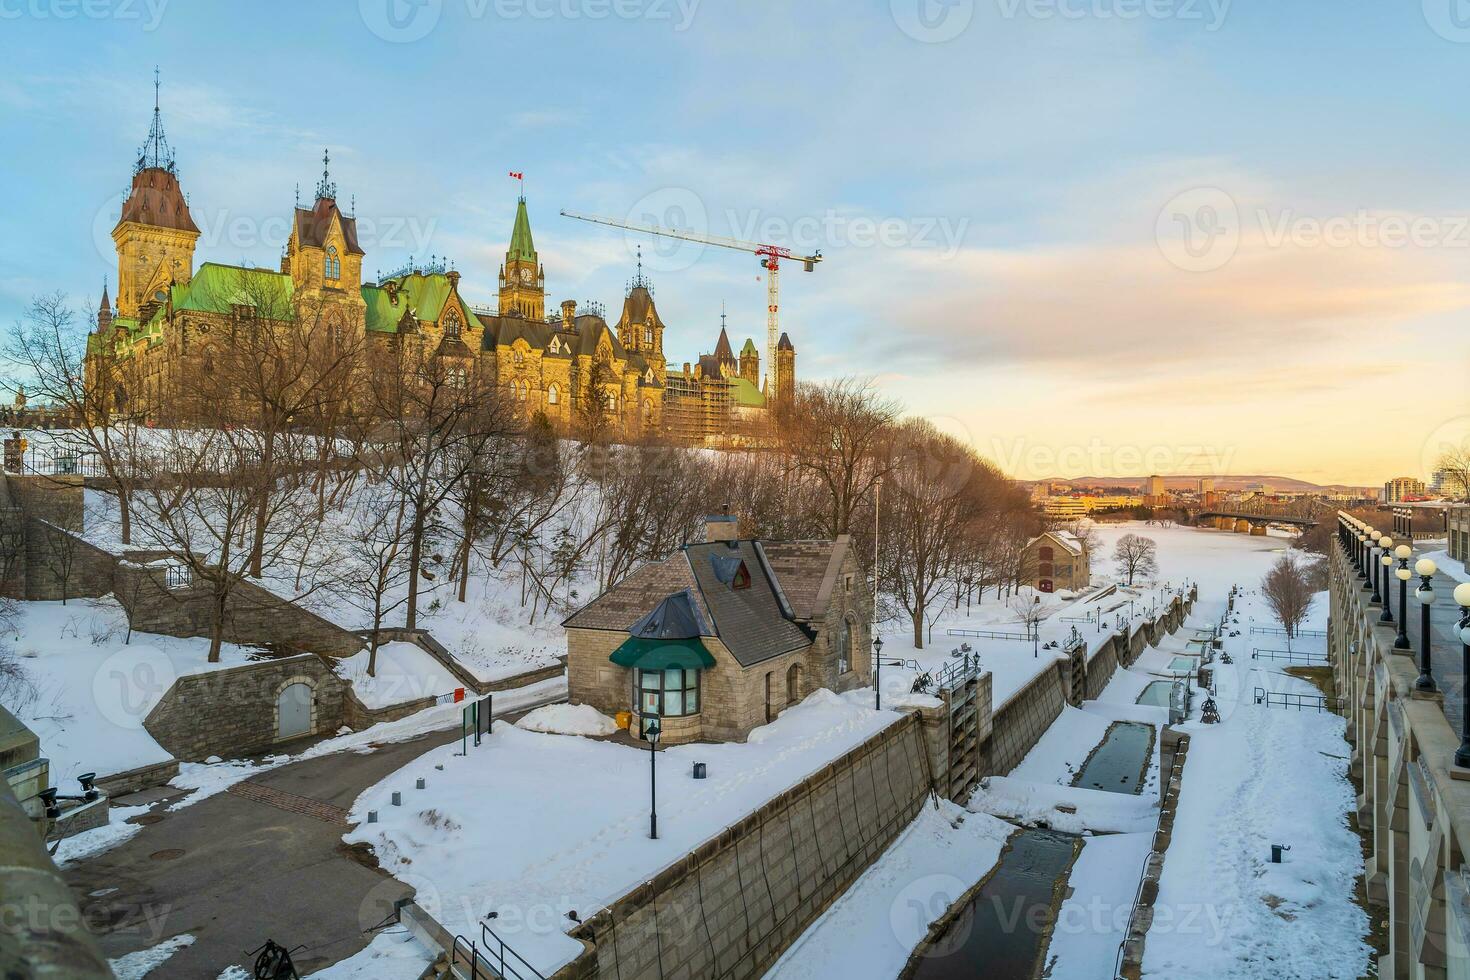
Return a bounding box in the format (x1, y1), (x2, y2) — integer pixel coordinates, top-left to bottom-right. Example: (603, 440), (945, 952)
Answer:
(873, 635), (884, 711)
(643, 713), (661, 840)
(1367, 534), (1383, 604)
(1377, 536), (1395, 625)
(1394, 545), (1413, 650)
(1360, 529), (1374, 589)
(1454, 583), (1470, 768)
(1415, 559), (1437, 692)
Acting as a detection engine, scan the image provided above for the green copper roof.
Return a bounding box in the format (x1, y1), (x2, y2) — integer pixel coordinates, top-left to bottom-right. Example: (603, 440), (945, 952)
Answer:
(508, 196), (537, 264)
(362, 272), (483, 334)
(740, 338), (757, 356)
(514, 196), (543, 264)
(730, 376), (765, 407)
(172, 263), (294, 315)
(609, 636), (715, 671)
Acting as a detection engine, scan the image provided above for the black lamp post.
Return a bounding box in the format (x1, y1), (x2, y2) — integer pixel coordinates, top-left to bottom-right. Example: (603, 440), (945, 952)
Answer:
(1360, 529), (1374, 589)
(873, 635), (883, 711)
(1378, 537), (1395, 625)
(1415, 559), (1437, 692)
(1394, 546), (1413, 650)
(644, 713), (661, 840)
(1368, 534), (1383, 604)
(1454, 583), (1470, 768)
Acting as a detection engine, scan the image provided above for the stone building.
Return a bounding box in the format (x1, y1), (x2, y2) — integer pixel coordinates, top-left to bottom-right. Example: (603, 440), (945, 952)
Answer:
(1023, 529), (1090, 594)
(562, 516), (871, 743)
(82, 81), (797, 444)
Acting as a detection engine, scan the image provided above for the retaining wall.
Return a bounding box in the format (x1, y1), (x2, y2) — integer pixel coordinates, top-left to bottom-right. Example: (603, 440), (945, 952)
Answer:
(556, 712), (932, 980)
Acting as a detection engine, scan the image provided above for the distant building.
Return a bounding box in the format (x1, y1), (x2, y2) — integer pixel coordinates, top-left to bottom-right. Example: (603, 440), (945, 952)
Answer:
(1198, 477), (1215, 494)
(1042, 497), (1088, 519)
(1143, 475), (1165, 497)
(1432, 469), (1467, 499)
(1024, 531), (1090, 595)
(1384, 477), (1428, 503)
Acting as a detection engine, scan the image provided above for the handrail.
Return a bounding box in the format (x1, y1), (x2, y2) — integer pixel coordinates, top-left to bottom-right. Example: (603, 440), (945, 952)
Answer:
(1252, 687), (1342, 712)
(481, 921), (547, 980)
(1251, 648), (1328, 665)
(1249, 626), (1327, 639)
(944, 627), (1029, 642)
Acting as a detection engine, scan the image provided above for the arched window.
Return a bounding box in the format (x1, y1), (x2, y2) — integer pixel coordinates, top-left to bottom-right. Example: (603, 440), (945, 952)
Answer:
(1039, 546), (1054, 561)
(605, 391), (617, 412)
(644, 325), (653, 345)
(324, 246), (341, 281)
(442, 308), (461, 339)
(518, 382), (528, 402)
(836, 616), (854, 675)
(642, 399), (653, 425)
(547, 383), (560, 405)
(513, 348), (525, 366)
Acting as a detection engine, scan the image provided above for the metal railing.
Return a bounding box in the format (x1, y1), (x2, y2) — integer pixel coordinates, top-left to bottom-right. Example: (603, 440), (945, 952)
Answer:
(945, 627), (1029, 642)
(451, 924), (548, 980)
(1249, 626), (1327, 639)
(1252, 687), (1342, 712)
(1251, 648), (1329, 665)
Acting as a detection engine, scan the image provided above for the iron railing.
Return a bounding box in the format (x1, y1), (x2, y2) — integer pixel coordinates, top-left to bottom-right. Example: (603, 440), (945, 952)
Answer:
(945, 627), (1029, 642)
(1251, 648), (1329, 665)
(1249, 626), (1327, 639)
(1252, 687), (1342, 712)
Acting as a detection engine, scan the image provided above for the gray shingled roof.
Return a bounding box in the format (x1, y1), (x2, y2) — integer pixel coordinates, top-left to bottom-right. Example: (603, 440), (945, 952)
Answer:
(563, 538), (827, 668)
(758, 537), (848, 622)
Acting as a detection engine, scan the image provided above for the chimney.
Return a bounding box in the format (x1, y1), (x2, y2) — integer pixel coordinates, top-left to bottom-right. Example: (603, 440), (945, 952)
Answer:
(704, 514), (739, 543)
(561, 300), (576, 329)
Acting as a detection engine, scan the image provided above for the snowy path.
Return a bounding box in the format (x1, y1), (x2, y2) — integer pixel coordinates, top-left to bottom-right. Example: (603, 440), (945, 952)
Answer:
(1141, 596), (1371, 979)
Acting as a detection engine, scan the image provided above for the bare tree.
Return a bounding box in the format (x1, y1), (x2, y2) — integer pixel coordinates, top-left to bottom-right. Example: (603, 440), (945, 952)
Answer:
(337, 480), (413, 674)
(1112, 533), (1158, 586)
(3, 292), (144, 543)
(39, 520), (81, 605)
(1261, 552), (1314, 647)
(1436, 447), (1470, 502)
(1010, 595), (1046, 640)
(777, 377), (899, 536)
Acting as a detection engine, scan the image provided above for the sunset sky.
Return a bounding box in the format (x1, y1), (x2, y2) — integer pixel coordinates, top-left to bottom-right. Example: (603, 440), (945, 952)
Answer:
(2, 1), (1466, 486)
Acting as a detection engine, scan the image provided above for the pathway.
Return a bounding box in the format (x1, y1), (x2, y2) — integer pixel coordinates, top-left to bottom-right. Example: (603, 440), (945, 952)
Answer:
(63, 691), (563, 979)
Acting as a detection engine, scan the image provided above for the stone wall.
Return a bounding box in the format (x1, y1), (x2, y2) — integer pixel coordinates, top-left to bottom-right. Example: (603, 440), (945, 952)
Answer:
(985, 664), (1067, 776)
(143, 654), (348, 762)
(114, 562), (364, 657)
(556, 713), (932, 980)
(1085, 639), (1121, 701)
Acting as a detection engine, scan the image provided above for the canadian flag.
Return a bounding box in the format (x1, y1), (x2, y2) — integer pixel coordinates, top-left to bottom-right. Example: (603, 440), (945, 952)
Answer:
(508, 171), (524, 180)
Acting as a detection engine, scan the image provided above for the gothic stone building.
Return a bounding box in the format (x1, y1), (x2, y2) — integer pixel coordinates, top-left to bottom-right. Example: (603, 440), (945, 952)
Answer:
(85, 88), (796, 443)
(562, 515), (872, 744)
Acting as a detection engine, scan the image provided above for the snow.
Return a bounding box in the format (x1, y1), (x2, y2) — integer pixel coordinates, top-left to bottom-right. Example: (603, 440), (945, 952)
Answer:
(763, 802), (1013, 980)
(1141, 591), (1371, 979)
(343, 688), (906, 975)
(514, 702), (619, 736)
(51, 804), (148, 866)
(1047, 832), (1155, 980)
(1, 597), (259, 783)
(303, 927), (435, 979)
(333, 641), (464, 709)
(109, 933), (195, 979)
(165, 675), (566, 809)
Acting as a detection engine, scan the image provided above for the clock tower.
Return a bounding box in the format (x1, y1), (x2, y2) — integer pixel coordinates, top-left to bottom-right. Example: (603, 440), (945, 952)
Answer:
(498, 195), (545, 319)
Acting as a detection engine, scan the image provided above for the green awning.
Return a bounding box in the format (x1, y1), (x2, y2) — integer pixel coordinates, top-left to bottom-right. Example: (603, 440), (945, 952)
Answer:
(610, 636), (715, 671)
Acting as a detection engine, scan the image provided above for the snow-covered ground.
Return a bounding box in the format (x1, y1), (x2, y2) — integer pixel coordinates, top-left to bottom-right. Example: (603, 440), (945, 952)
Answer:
(343, 688), (907, 975)
(764, 801), (1013, 979)
(1141, 591), (1371, 979)
(1, 597), (259, 783)
(332, 641), (464, 710)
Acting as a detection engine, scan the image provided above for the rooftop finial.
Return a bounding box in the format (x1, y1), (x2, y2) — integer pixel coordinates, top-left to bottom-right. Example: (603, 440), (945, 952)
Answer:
(628, 244), (652, 293)
(720, 299), (727, 329)
(294, 182), (300, 208)
(135, 66), (176, 175)
(316, 148), (336, 201)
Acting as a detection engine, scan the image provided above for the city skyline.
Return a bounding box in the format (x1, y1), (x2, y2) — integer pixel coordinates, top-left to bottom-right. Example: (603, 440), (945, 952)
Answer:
(3, 2), (1468, 485)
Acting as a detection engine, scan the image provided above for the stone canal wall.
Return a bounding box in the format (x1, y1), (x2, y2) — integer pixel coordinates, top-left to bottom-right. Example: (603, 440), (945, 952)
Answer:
(556, 712), (932, 980)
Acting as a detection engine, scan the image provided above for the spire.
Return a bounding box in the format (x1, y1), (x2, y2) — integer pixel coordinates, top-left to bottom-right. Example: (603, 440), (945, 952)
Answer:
(315, 148), (336, 202)
(714, 325), (734, 361)
(720, 300), (727, 330)
(135, 66), (176, 175)
(508, 194), (536, 263)
(628, 244), (652, 293)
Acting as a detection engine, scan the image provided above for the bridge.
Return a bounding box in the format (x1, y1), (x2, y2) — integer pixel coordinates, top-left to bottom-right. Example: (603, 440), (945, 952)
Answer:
(1188, 502), (1324, 534)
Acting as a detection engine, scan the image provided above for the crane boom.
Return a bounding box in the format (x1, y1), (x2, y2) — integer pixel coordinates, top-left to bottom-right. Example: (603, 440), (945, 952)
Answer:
(560, 208), (822, 396)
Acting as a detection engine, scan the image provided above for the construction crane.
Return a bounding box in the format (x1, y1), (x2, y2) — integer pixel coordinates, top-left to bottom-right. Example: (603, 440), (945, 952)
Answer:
(560, 209), (822, 392)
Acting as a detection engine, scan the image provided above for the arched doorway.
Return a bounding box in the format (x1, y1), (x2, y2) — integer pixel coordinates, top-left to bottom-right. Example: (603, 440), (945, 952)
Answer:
(786, 663), (803, 706)
(277, 682), (313, 740)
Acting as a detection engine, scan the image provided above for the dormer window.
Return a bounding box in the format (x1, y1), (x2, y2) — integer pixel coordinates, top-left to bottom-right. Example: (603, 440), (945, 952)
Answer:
(442, 308), (461, 339)
(324, 245), (341, 281)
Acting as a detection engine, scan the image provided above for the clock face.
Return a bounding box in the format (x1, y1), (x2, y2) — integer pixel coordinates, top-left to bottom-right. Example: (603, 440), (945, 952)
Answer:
(519, 267), (533, 284)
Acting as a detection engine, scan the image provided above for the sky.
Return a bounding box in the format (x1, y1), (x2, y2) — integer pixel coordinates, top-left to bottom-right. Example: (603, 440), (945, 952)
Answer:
(1, 0), (1466, 487)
